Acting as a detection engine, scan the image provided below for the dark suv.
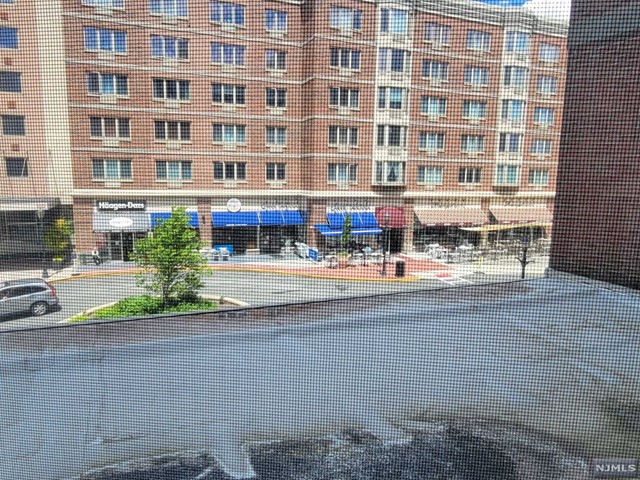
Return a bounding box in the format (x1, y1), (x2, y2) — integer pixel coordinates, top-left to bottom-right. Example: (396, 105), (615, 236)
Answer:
(0, 278), (59, 317)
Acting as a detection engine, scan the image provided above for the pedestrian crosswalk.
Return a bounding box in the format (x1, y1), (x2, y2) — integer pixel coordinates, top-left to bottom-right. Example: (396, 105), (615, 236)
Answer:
(434, 273), (473, 286)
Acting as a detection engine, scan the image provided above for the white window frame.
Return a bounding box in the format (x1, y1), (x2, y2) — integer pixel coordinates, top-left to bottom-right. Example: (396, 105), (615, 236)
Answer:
(328, 163), (357, 184)
(329, 7), (361, 31)
(376, 125), (407, 148)
(378, 48), (410, 74)
(424, 22), (450, 45)
(84, 27), (127, 54)
(91, 158), (132, 180)
(531, 138), (552, 155)
(498, 133), (523, 154)
(529, 169), (549, 186)
(86, 72), (128, 97)
(266, 88), (287, 108)
(211, 43), (245, 66)
(5, 157), (28, 178)
(534, 107), (555, 126)
(460, 135), (484, 153)
(266, 162), (287, 182)
(213, 161), (247, 181)
(418, 132), (445, 151)
(150, 0), (188, 17)
(265, 9), (287, 33)
(265, 49), (287, 71)
(420, 96), (447, 117)
(90, 116), (130, 139)
(458, 167), (482, 184)
(154, 120), (191, 142)
(417, 165), (443, 185)
(329, 47), (361, 70)
(501, 99), (525, 123)
(210, 1), (245, 26)
(329, 87), (359, 109)
(462, 100), (487, 120)
(505, 31), (531, 54)
(466, 29), (491, 52)
(266, 126), (287, 146)
(503, 66), (528, 89)
(375, 161), (405, 184)
(156, 160), (192, 181)
(151, 35), (188, 60)
(495, 164), (520, 186)
(422, 60), (449, 81)
(539, 43), (560, 63)
(380, 8), (408, 35)
(212, 83), (245, 105)
(152, 78), (190, 101)
(212, 124), (246, 144)
(536, 76), (558, 95)
(464, 65), (489, 86)
(83, 0), (124, 8)
(377, 87), (406, 110)
(328, 126), (358, 147)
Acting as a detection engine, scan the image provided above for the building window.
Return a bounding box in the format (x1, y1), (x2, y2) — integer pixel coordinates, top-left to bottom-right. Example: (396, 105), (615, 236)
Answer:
(464, 66), (489, 86)
(420, 96), (447, 116)
(534, 107), (555, 126)
(539, 43), (560, 63)
(460, 135), (484, 153)
(536, 76), (558, 94)
(375, 161), (405, 183)
(265, 50), (287, 70)
(378, 48), (410, 73)
(266, 9), (286, 33)
(329, 7), (361, 30)
(529, 169), (549, 186)
(503, 66), (528, 88)
(154, 120), (190, 141)
(150, 0), (187, 17)
(380, 8), (408, 35)
(213, 161), (246, 181)
(501, 99), (525, 122)
(211, 43), (245, 65)
(328, 126), (358, 146)
(505, 31), (530, 54)
(329, 48), (360, 70)
(466, 29), (491, 52)
(376, 125), (407, 148)
(90, 116), (130, 139)
(266, 162), (286, 181)
(84, 27), (126, 53)
(83, 0), (124, 7)
(156, 160), (192, 181)
(1, 115), (24, 136)
(92, 158), (132, 180)
(462, 100), (487, 120)
(417, 166), (443, 185)
(265, 88), (286, 108)
(86, 72), (128, 96)
(377, 87), (406, 110)
(151, 35), (188, 60)
(531, 138), (552, 155)
(329, 87), (359, 109)
(328, 163), (357, 184)
(459, 167), (481, 184)
(212, 124), (246, 143)
(424, 22), (450, 45)
(211, 1), (244, 26)
(495, 164), (519, 185)
(266, 126), (286, 145)
(0, 27), (17, 49)
(212, 84), (245, 105)
(5, 157), (27, 178)
(418, 132), (445, 151)
(422, 60), (449, 81)
(0, 72), (22, 93)
(498, 133), (523, 153)
(152, 78), (190, 101)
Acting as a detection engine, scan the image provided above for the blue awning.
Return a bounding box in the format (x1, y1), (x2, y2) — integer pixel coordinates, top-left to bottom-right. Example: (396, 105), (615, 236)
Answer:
(327, 212), (378, 229)
(150, 212), (199, 228)
(259, 210), (305, 226)
(212, 211), (260, 227)
(314, 224), (381, 237)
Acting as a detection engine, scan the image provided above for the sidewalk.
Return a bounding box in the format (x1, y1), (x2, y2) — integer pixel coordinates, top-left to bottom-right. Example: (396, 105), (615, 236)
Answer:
(0, 252), (549, 284)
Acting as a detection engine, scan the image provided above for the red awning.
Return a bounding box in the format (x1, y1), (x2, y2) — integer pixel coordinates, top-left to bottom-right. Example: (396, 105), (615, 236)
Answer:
(414, 207), (490, 227)
(490, 206), (553, 224)
(375, 206), (406, 228)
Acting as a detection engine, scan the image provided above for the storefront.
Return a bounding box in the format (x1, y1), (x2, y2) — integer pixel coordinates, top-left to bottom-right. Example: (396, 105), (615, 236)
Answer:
(413, 202), (489, 249)
(314, 210), (382, 252)
(92, 200), (150, 261)
(374, 206), (406, 253)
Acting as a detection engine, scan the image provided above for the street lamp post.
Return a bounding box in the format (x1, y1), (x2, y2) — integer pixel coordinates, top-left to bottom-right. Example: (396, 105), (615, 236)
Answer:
(516, 237), (533, 279)
(36, 208), (49, 279)
(381, 211), (390, 277)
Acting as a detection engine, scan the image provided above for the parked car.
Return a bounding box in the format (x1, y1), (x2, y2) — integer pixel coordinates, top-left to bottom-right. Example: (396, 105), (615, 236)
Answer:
(0, 278), (59, 317)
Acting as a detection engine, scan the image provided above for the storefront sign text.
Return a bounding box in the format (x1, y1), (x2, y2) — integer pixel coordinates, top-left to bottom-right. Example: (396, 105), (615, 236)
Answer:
(98, 201), (146, 212)
(328, 201), (371, 213)
(227, 198), (242, 212)
(261, 201), (299, 211)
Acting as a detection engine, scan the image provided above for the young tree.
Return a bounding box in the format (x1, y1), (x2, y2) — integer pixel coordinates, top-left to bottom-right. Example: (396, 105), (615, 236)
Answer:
(341, 213), (352, 251)
(131, 207), (209, 308)
(45, 219), (73, 262)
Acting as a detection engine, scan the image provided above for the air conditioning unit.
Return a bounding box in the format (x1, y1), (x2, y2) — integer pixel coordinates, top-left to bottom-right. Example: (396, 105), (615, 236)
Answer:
(222, 104), (236, 113)
(221, 65), (236, 74)
(338, 69), (353, 77)
(426, 150), (439, 157)
(268, 70), (285, 77)
(430, 78), (441, 87)
(104, 181), (121, 188)
(269, 145), (284, 153)
(269, 182), (284, 189)
(337, 145), (350, 154)
(427, 115), (440, 122)
(424, 184), (436, 190)
(337, 107), (350, 116)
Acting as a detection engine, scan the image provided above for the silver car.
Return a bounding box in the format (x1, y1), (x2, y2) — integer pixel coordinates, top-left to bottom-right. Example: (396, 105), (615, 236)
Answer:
(0, 278), (59, 317)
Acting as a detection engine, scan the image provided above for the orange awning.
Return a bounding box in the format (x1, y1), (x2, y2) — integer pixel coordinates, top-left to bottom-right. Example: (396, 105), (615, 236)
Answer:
(490, 206), (553, 224)
(414, 207), (490, 227)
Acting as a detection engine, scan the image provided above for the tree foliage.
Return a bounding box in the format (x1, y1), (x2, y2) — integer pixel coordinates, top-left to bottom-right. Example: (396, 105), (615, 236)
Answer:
(131, 207), (209, 308)
(341, 213), (352, 251)
(45, 219), (73, 261)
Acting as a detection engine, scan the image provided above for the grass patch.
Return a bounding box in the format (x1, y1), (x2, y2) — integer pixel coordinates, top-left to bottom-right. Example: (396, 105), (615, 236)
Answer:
(69, 295), (218, 322)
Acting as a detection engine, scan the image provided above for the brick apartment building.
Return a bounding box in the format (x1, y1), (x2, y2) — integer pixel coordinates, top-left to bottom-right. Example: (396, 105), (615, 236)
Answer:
(550, 0), (640, 289)
(0, 0), (567, 260)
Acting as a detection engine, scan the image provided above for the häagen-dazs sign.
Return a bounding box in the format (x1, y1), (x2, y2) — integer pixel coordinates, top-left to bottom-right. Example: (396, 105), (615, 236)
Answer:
(98, 201), (146, 212)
